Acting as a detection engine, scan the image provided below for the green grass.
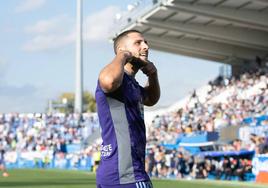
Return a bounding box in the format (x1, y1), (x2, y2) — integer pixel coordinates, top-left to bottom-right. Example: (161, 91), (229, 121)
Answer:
(0, 169), (267, 188)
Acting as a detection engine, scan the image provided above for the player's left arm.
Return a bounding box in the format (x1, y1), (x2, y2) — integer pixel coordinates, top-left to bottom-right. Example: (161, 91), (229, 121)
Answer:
(142, 62), (160, 106)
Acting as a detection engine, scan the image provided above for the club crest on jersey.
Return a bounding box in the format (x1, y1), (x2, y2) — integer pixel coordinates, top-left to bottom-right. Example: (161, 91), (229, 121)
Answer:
(100, 144), (112, 157)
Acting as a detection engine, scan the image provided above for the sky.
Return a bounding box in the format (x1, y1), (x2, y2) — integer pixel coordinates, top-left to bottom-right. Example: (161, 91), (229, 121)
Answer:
(0, 0), (223, 113)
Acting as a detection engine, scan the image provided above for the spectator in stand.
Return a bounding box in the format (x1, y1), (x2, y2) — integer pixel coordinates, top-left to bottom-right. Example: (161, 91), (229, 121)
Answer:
(213, 158), (223, 180)
(154, 146), (165, 178)
(192, 158), (207, 179)
(222, 157), (232, 180)
(168, 149), (177, 178)
(233, 139), (242, 151)
(146, 148), (155, 177)
(235, 158), (246, 181)
(176, 152), (187, 178)
(230, 158), (239, 179)
(258, 137), (267, 154)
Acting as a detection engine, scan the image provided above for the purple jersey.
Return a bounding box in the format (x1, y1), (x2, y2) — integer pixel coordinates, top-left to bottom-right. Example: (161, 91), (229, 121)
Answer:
(95, 73), (150, 185)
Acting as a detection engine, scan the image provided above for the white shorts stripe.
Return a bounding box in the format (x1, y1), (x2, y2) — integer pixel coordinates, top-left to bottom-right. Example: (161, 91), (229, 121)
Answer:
(143, 182), (147, 188)
(136, 181), (153, 188)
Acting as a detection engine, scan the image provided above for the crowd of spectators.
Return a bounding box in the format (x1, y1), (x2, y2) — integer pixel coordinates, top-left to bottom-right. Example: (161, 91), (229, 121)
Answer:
(145, 145), (258, 181)
(0, 113), (99, 168)
(145, 69), (268, 180)
(148, 70), (268, 144)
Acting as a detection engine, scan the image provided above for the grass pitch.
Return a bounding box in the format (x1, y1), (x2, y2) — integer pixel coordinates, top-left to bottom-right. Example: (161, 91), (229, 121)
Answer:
(0, 169), (267, 188)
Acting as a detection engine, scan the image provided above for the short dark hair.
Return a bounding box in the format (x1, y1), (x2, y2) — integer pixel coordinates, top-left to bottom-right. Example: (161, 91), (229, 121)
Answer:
(113, 29), (141, 54)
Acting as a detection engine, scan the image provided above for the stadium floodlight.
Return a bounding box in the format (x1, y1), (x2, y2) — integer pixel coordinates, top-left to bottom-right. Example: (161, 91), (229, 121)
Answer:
(127, 4), (135, 11)
(127, 1), (141, 12)
(115, 13), (122, 21)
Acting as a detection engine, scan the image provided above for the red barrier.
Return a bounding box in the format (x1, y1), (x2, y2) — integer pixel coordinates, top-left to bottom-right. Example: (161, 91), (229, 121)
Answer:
(256, 171), (268, 184)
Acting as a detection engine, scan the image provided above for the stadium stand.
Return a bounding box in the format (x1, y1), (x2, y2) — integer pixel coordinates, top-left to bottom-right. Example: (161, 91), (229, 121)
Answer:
(144, 68), (268, 181)
(0, 113), (100, 170)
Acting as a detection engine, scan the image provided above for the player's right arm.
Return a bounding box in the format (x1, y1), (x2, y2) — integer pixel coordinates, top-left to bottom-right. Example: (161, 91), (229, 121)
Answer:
(99, 51), (131, 93)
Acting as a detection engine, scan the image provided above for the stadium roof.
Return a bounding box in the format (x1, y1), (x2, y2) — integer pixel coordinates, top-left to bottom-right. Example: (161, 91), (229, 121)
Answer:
(112, 0), (268, 65)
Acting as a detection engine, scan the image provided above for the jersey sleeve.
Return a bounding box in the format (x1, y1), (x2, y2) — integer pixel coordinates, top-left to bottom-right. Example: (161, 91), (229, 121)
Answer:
(105, 84), (124, 103)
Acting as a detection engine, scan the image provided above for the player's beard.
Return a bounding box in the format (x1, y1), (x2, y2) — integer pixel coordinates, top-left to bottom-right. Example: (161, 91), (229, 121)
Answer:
(127, 50), (148, 69)
(129, 56), (147, 70)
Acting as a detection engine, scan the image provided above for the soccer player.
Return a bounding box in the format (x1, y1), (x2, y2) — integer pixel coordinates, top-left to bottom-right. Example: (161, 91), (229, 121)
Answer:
(0, 146), (9, 177)
(95, 29), (160, 188)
